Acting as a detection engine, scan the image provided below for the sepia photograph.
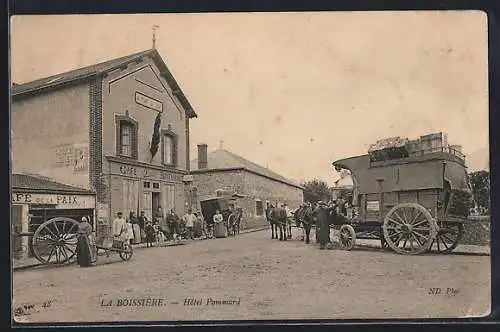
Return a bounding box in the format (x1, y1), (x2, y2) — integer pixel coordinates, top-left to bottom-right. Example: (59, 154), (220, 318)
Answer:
(10, 11), (490, 323)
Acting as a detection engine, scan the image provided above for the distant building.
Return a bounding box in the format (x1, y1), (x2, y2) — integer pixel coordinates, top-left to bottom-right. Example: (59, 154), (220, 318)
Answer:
(331, 170), (354, 200)
(190, 144), (304, 229)
(11, 48), (198, 232)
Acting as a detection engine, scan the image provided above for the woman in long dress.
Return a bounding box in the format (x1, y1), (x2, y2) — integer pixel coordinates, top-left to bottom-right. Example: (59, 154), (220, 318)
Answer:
(129, 211), (141, 244)
(76, 217), (97, 267)
(125, 214), (134, 245)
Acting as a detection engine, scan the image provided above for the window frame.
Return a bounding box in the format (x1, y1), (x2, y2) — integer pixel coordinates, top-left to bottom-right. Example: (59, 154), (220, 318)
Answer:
(115, 114), (138, 160)
(161, 129), (178, 167)
(255, 199), (264, 217)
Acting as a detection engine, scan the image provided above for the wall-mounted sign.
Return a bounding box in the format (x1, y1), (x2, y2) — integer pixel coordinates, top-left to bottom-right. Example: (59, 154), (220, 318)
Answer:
(51, 143), (89, 172)
(73, 145), (89, 172)
(52, 144), (74, 167)
(114, 162), (182, 183)
(366, 200), (380, 212)
(135, 91), (163, 113)
(12, 192), (95, 209)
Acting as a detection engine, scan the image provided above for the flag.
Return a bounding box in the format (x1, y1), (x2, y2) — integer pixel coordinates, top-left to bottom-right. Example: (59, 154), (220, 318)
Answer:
(150, 112), (162, 160)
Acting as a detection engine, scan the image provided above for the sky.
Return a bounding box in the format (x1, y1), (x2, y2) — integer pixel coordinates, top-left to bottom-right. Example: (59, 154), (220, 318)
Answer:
(10, 11), (489, 185)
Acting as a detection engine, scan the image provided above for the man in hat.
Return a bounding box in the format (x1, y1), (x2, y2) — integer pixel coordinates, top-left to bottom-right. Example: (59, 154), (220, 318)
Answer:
(315, 201), (332, 249)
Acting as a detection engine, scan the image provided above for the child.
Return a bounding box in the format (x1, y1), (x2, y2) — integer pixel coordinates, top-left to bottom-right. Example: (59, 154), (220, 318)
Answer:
(144, 221), (156, 248)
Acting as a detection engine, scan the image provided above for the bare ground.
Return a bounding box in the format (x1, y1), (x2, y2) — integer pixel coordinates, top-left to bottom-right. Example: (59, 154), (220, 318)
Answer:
(12, 229), (491, 323)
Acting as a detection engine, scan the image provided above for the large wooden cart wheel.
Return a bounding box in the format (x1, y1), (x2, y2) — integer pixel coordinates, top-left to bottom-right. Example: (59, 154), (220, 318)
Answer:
(429, 223), (464, 253)
(339, 224), (356, 250)
(31, 217), (79, 264)
(383, 203), (437, 255)
(119, 243), (133, 261)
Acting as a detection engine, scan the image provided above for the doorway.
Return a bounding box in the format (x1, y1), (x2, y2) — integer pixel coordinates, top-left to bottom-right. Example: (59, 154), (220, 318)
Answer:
(152, 192), (161, 214)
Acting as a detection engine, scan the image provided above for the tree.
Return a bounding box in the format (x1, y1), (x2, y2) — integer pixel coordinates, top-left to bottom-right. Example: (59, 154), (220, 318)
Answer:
(302, 179), (332, 204)
(468, 170), (490, 214)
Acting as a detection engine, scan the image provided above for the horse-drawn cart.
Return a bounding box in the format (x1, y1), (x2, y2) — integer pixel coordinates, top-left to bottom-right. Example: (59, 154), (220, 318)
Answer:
(199, 194), (244, 237)
(331, 133), (475, 255)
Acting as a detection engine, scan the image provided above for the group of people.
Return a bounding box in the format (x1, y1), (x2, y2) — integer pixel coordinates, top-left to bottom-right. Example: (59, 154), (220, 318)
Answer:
(267, 198), (352, 250)
(110, 207), (205, 246)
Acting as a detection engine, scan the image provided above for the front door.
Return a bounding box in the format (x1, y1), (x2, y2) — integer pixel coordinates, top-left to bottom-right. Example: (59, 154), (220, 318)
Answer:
(152, 192), (161, 215)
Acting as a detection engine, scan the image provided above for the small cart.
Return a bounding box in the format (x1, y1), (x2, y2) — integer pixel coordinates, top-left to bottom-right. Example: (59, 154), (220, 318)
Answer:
(94, 236), (133, 261)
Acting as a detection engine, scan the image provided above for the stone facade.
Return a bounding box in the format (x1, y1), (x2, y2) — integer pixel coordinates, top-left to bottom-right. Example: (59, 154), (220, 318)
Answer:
(192, 169), (304, 230)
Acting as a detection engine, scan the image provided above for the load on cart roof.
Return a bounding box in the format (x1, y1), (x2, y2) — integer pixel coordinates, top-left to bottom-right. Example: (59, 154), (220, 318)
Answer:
(332, 132), (470, 194)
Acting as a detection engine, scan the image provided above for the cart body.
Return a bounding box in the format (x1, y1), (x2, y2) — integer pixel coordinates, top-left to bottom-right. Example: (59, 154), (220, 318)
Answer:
(332, 133), (475, 254)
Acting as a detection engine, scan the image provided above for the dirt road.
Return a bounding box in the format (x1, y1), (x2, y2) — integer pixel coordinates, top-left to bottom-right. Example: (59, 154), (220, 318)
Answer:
(13, 229), (490, 322)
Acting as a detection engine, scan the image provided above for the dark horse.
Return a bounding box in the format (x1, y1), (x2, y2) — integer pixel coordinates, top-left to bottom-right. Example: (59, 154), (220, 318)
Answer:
(295, 205), (315, 244)
(267, 205), (289, 241)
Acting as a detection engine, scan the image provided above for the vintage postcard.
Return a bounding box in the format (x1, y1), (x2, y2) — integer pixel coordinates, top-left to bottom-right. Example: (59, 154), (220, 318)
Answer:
(10, 11), (490, 323)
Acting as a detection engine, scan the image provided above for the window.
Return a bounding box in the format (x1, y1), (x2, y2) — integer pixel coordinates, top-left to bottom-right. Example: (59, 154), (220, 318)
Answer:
(143, 182), (151, 189)
(115, 115), (138, 159)
(120, 123), (133, 157)
(255, 200), (264, 216)
(161, 131), (177, 166)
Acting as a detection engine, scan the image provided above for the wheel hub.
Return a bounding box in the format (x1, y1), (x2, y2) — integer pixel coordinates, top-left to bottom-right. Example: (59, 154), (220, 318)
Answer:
(401, 224), (413, 234)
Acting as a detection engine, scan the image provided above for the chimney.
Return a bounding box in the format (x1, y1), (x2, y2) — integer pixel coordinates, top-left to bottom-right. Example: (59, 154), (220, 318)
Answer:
(197, 143), (208, 169)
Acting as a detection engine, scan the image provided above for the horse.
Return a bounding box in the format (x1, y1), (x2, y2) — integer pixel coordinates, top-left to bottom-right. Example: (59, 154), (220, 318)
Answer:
(274, 205), (289, 241)
(266, 206), (279, 240)
(297, 205), (315, 244)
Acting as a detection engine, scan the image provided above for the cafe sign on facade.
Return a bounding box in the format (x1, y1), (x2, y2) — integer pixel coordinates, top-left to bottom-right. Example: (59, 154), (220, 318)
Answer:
(12, 192), (96, 209)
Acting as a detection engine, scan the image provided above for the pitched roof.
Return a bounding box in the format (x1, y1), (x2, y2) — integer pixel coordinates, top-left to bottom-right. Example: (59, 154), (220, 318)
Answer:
(11, 48), (197, 118)
(190, 148), (303, 189)
(11, 173), (95, 194)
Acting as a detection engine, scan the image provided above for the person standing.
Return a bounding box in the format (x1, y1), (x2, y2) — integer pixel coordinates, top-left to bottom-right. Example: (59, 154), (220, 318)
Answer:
(125, 213), (135, 245)
(315, 202), (332, 250)
(76, 217), (97, 267)
(166, 209), (180, 240)
(195, 211), (207, 239)
(138, 211), (148, 243)
(213, 209), (225, 238)
(182, 208), (197, 240)
(129, 211), (141, 244)
(155, 206), (167, 239)
(112, 212), (127, 242)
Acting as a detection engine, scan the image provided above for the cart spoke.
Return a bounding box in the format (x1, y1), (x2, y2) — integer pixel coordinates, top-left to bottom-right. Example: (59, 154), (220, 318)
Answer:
(440, 237), (450, 250)
(388, 217), (404, 227)
(60, 245), (69, 262)
(393, 211), (407, 225)
(46, 246), (56, 262)
(41, 227), (58, 239)
(411, 233), (424, 246)
(53, 221), (61, 236)
(412, 219), (429, 227)
(412, 230), (428, 241)
(409, 211), (422, 225)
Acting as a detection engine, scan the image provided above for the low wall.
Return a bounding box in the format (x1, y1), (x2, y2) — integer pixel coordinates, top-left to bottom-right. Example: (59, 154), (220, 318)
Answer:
(459, 216), (490, 246)
(241, 216), (269, 231)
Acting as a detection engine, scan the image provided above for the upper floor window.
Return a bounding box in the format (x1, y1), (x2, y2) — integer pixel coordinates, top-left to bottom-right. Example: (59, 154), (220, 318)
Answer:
(116, 115), (138, 159)
(162, 131), (177, 166)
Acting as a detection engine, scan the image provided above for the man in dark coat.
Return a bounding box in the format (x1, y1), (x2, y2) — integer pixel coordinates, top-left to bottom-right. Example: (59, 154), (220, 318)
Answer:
(315, 202), (332, 249)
